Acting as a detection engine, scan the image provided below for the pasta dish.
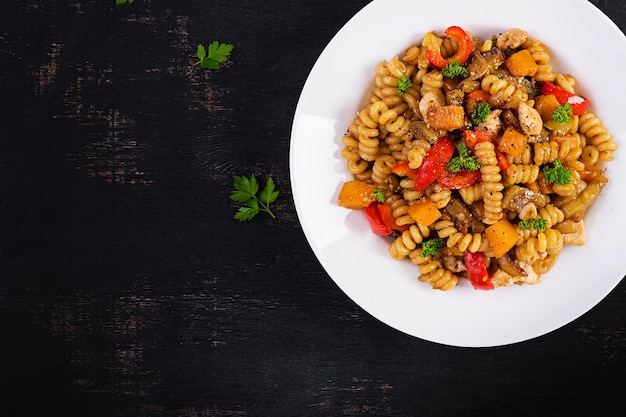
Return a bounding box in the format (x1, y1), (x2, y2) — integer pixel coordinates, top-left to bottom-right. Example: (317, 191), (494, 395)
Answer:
(336, 26), (617, 290)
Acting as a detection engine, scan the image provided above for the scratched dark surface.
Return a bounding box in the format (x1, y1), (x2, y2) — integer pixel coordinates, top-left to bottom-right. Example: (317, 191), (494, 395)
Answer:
(0, 0), (624, 416)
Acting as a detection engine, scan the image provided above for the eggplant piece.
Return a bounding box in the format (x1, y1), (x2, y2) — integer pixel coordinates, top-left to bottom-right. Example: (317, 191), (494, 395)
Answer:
(465, 48), (506, 81)
(445, 196), (485, 234)
(502, 185), (549, 214)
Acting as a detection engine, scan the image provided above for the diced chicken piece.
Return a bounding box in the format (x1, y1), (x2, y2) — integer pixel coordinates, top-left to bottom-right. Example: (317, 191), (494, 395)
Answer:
(517, 102), (543, 136)
(496, 28), (528, 50)
(476, 109), (503, 138)
(562, 220), (586, 246)
(419, 91), (446, 120)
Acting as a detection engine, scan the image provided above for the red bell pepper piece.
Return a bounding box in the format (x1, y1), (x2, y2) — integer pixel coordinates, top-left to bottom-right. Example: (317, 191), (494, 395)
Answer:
(364, 202), (408, 235)
(437, 166), (481, 189)
(426, 26), (473, 69)
(494, 147), (510, 171)
(413, 135), (455, 191)
(391, 161), (418, 180)
(540, 82), (590, 116)
(462, 130), (509, 171)
(364, 203), (391, 235)
(464, 251), (494, 290)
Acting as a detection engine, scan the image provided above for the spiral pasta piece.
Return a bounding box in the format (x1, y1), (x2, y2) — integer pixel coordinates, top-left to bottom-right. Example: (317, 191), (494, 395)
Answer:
(371, 154), (397, 187)
(386, 194), (414, 228)
(578, 111), (617, 162)
(389, 224), (430, 261)
(418, 266), (458, 291)
(458, 183), (482, 205)
(503, 164), (540, 186)
(474, 141), (504, 224)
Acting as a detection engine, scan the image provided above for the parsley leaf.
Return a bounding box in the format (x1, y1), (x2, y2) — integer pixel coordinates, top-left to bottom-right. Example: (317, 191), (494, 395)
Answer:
(441, 60), (468, 78)
(552, 103), (573, 123)
(231, 175), (279, 221)
(447, 143), (482, 172)
(542, 159), (571, 186)
(397, 76), (412, 97)
(372, 187), (386, 203)
(471, 102), (491, 125)
(518, 218), (547, 231)
(421, 238), (447, 257)
(116, 0), (138, 4)
(194, 41), (233, 69)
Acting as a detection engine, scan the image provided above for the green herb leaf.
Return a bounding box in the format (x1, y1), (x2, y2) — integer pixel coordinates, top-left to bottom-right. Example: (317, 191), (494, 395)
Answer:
(518, 218), (548, 231)
(471, 102), (491, 125)
(196, 44), (207, 61)
(542, 159), (571, 186)
(441, 60), (468, 78)
(372, 187), (386, 204)
(234, 206), (258, 222)
(447, 143), (482, 172)
(231, 174), (279, 221)
(421, 238), (447, 257)
(259, 177), (279, 204)
(194, 41), (233, 69)
(397, 76), (412, 97)
(552, 103), (573, 123)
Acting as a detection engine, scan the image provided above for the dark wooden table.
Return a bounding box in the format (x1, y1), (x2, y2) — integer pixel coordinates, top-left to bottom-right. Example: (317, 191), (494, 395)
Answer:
(1, 1), (624, 416)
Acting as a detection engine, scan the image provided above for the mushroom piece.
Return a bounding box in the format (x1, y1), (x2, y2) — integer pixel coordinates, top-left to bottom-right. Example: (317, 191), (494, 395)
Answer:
(496, 252), (527, 277)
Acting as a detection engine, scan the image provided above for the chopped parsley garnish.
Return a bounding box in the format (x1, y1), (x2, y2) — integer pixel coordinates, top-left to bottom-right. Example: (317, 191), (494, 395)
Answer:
(441, 60), (468, 78)
(542, 159), (571, 186)
(421, 238), (447, 257)
(372, 187), (386, 203)
(552, 103), (573, 123)
(397, 76), (412, 96)
(447, 143), (482, 172)
(518, 218), (548, 231)
(471, 102), (491, 125)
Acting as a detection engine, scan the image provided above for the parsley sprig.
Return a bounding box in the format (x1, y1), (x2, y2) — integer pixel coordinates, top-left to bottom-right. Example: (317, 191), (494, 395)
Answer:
(194, 41), (233, 69)
(542, 159), (571, 186)
(447, 143), (482, 172)
(421, 238), (447, 257)
(552, 103), (573, 123)
(518, 218), (547, 231)
(397, 76), (412, 97)
(372, 187), (386, 203)
(471, 102), (491, 125)
(115, 0), (140, 4)
(441, 60), (468, 78)
(230, 175), (279, 221)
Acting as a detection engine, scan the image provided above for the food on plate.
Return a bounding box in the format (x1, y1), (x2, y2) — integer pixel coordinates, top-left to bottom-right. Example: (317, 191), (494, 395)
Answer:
(337, 26), (617, 290)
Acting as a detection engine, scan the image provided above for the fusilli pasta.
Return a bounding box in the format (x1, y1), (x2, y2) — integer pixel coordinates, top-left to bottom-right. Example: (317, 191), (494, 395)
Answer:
(336, 26), (616, 291)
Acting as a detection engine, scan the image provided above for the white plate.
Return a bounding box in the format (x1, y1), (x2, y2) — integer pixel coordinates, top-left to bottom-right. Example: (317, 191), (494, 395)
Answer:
(290, 0), (626, 347)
